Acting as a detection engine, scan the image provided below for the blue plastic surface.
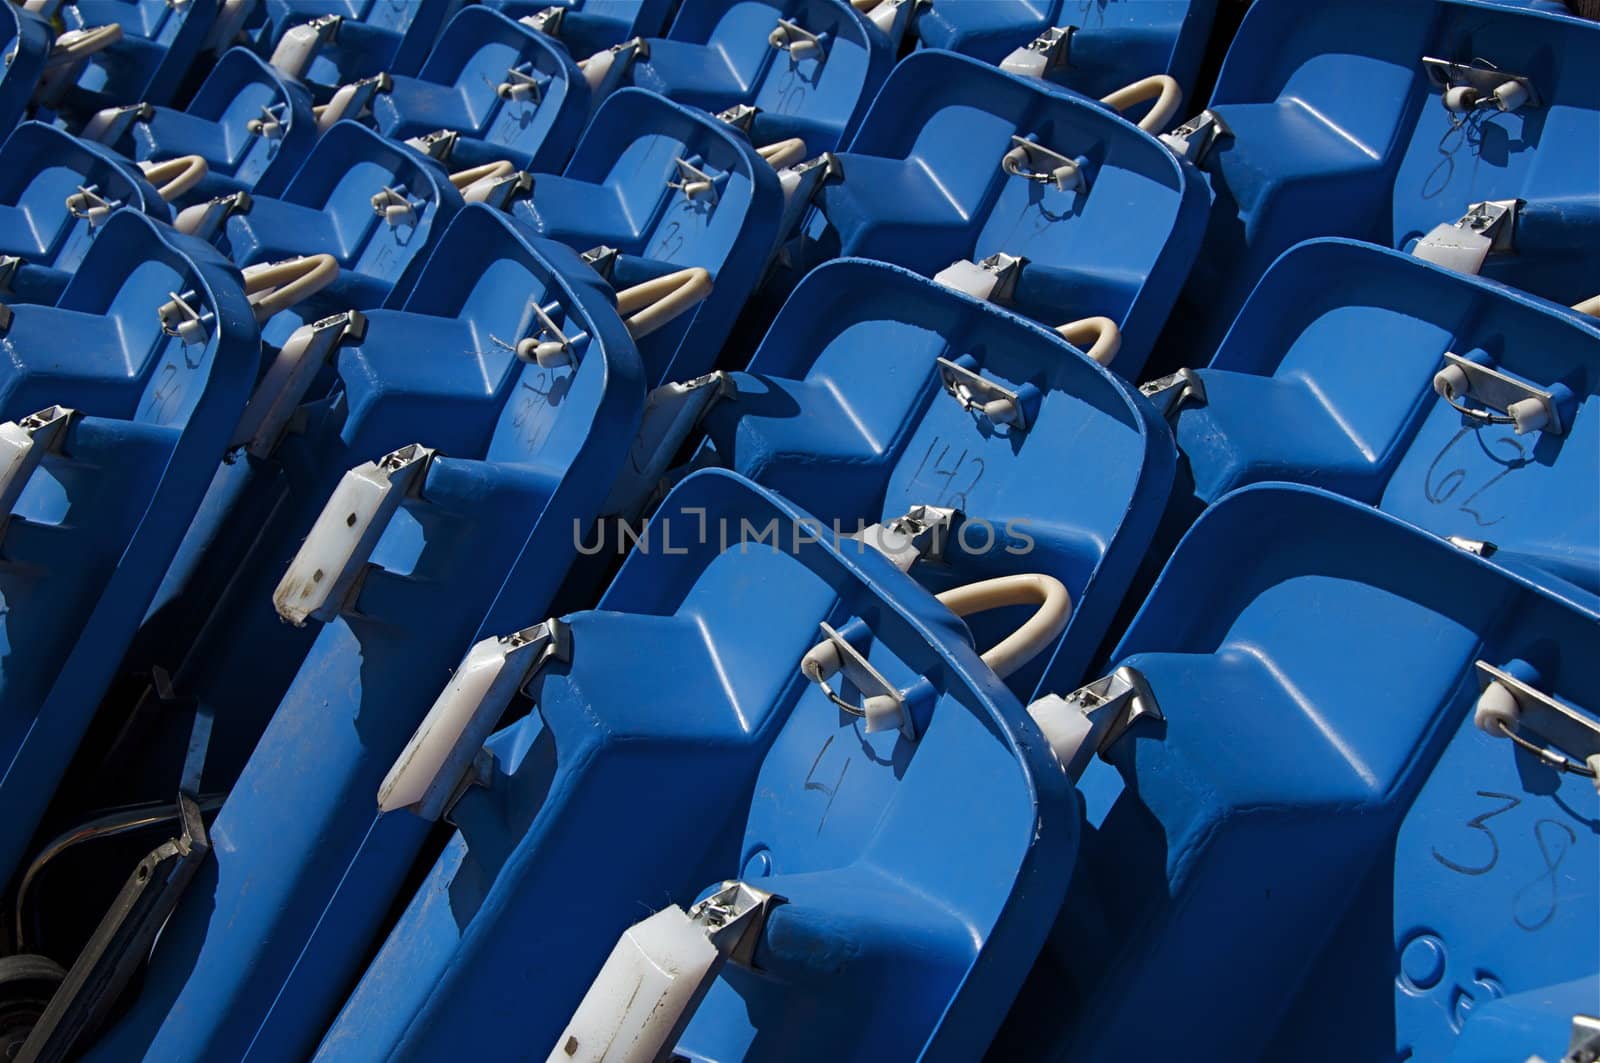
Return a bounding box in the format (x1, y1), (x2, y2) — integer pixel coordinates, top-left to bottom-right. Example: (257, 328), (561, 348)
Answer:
(1173, 238), (1600, 603)
(42, 0), (221, 120)
(0, 6), (53, 138)
(784, 48), (1209, 380)
(511, 87), (785, 385)
(250, 0), (463, 95)
(93, 46), (319, 201)
(317, 468), (1078, 1062)
(1020, 483), (1599, 1059)
(914, 0), (1220, 102)
(0, 210), (259, 885)
(369, 6), (591, 173)
(698, 257), (1176, 700)
(478, 0), (676, 57)
(1169, 0), (1600, 359)
(0, 121), (172, 305)
(623, 0), (901, 154)
(85, 205), (647, 1063)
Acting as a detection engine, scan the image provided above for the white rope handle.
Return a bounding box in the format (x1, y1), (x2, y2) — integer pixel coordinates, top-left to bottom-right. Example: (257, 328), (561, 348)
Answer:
(139, 156), (209, 203)
(758, 138), (809, 170)
(241, 254), (340, 322)
(937, 574), (1072, 679)
(1573, 294), (1600, 318)
(1055, 316), (1122, 367)
(614, 267), (713, 339)
(450, 160), (516, 190)
(1100, 75), (1183, 134)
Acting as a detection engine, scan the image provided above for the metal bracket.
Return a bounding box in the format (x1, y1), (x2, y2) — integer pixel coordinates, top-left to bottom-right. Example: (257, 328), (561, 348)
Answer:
(270, 13), (343, 80)
(776, 151), (839, 232)
(802, 621), (913, 740)
(1433, 350), (1563, 436)
(158, 288), (214, 347)
(850, 504), (960, 572)
(378, 619), (570, 820)
(404, 128), (458, 162)
(520, 6), (563, 36)
(1423, 56), (1540, 112)
(468, 169), (534, 210)
(938, 352), (1031, 431)
(688, 882), (782, 967)
(175, 189), (253, 243)
(371, 184), (422, 228)
(668, 157), (719, 204)
(601, 371), (736, 520)
(0, 406), (75, 534)
(0, 254), (21, 297)
(1139, 368), (1208, 421)
(64, 183), (123, 229)
(1563, 1014), (1600, 1063)
(246, 102), (288, 140)
(497, 63), (544, 103)
(1027, 666), (1164, 779)
(1160, 109), (1232, 166)
(1475, 661), (1599, 786)
(16, 793), (210, 1063)
(1413, 199), (1520, 276)
(1001, 135), (1086, 192)
(715, 103), (760, 133)
(272, 443), (436, 626)
(1000, 25), (1074, 79)
(79, 102), (153, 145)
(580, 245), (619, 281)
(1445, 535), (1497, 557)
(768, 18), (824, 62)
(231, 310), (368, 458)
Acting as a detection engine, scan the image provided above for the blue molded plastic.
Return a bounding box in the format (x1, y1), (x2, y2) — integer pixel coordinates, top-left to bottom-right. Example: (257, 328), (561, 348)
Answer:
(785, 48), (1209, 381)
(478, 0), (677, 57)
(97, 46), (319, 201)
(371, 6), (592, 173)
(511, 87), (785, 385)
(1174, 237), (1600, 603)
(1169, 0), (1600, 360)
(915, 0), (1220, 102)
(0, 121), (171, 305)
(84, 204), (647, 1063)
(317, 467), (1078, 1062)
(0, 6), (53, 138)
(251, 0), (464, 95)
(624, 0), (900, 154)
(44, 0), (221, 119)
(1023, 482), (1599, 1059)
(0, 210), (259, 884)
(698, 257), (1176, 700)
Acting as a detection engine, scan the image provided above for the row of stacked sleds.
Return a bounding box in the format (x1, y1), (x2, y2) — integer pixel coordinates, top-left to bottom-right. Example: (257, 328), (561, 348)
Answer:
(0, 0), (1594, 1060)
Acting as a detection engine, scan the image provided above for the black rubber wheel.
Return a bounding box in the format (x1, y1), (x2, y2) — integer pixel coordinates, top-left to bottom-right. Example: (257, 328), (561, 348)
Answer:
(0, 954), (65, 1060)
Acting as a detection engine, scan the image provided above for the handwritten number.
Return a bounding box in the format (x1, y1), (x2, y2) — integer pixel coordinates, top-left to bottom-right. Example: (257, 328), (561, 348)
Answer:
(1431, 790), (1520, 876)
(1512, 819), (1575, 931)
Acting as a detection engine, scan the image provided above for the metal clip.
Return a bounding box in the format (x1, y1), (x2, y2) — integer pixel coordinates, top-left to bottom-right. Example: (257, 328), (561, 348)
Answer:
(378, 619), (571, 820)
(1027, 666), (1164, 779)
(801, 621), (913, 739)
(497, 63), (544, 103)
(1432, 350), (1565, 436)
(0, 254), (21, 296)
(1560, 1014), (1600, 1063)
(768, 18), (824, 62)
(1000, 25), (1073, 79)
(1413, 199), (1520, 276)
(715, 103), (760, 133)
(403, 128), (458, 162)
(1000, 135), (1087, 192)
(938, 353), (1032, 431)
(668, 157), (719, 204)
(850, 504), (960, 572)
(1446, 535), (1497, 557)
(521, 6), (563, 35)
(515, 300), (576, 367)
(1423, 56), (1540, 114)
(1160, 109), (1232, 166)
(1138, 368), (1208, 421)
(231, 310), (367, 458)
(158, 289), (213, 347)
(931, 251), (1026, 304)
(1474, 661), (1599, 789)
(0, 406), (75, 533)
(272, 443), (436, 626)
(580, 245), (619, 281)
(64, 184), (123, 229)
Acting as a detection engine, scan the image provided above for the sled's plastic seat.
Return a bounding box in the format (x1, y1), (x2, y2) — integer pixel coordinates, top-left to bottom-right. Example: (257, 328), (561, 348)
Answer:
(1157, 238), (1600, 602)
(0, 6), (53, 138)
(478, 0), (676, 57)
(38, 0), (221, 122)
(787, 49), (1207, 380)
(214, 119), (463, 338)
(0, 210), (258, 885)
(86, 47), (318, 202)
(0, 121), (172, 305)
(1168, 0), (1600, 361)
(914, 0), (1219, 102)
(618, 0), (903, 155)
(692, 258), (1174, 699)
(511, 87), (784, 385)
(83, 204), (646, 1063)
(255, 0), (461, 96)
(315, 468), (1076, 1062)
(369, 6), (591, 173)
(1014, 484), (1599, 1060)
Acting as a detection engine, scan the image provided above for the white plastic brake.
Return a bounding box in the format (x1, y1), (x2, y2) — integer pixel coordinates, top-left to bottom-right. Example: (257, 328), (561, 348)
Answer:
(933, 251), (1025, 303)
(378, 619), (570, 819)
(270, 14), (341, 80)
(548, 882), (782, 1063)
(0, 406), (74, 534)
(1413, 199), (1519, 276)
(1027, 666), (1164, 779)
(1001, 25), (1072, 80)
(230, 310), (366, 458)
(600, 370), (735, 521)
(79, 102), (153, 145)
(272, 443), (435, 625)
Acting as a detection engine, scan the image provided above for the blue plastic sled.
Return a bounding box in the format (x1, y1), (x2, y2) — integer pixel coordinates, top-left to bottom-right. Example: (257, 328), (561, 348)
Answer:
(0, 210), (259, 886)
(315, 467), (1078, 1062)
(477, 0), (677, 58)
(252, 0), (464, 98)
(34, 0), (221, 123)
(1011, 483), (1599, 1061)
